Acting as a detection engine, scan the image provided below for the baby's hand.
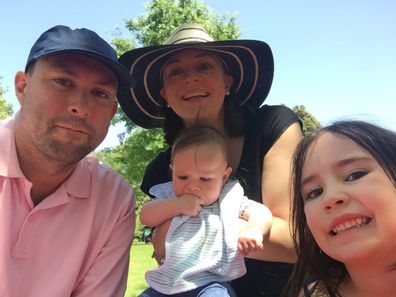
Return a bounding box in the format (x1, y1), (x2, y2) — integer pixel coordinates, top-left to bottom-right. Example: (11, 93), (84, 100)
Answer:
(237, 227), (264, 255)
(176, 193), (204, 217)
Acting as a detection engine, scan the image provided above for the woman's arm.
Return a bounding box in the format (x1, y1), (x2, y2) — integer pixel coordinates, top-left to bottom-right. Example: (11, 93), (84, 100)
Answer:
(247, 122), (302, 263)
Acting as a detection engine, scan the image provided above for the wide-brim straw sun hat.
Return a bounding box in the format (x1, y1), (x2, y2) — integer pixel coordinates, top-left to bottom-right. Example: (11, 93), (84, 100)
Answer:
(117, 23), (274, 129)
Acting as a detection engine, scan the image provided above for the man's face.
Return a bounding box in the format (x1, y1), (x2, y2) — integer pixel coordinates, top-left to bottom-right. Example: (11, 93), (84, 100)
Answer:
(14, 53), (118, 165)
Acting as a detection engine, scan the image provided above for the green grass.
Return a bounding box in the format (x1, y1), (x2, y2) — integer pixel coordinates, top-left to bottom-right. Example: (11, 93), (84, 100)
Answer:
(124, 242), (157, 297)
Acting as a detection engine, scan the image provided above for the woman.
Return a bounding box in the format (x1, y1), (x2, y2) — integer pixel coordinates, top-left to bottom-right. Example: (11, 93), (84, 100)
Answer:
(288, 121), (396, 297)
(118, 23), (303, 297)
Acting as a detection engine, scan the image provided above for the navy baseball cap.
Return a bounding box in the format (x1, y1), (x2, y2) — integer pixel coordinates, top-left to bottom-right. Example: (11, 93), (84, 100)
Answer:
(25, 25), (134, 87)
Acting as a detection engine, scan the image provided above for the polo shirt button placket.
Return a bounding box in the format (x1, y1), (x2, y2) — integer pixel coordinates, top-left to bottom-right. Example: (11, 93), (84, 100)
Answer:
(12, 212), (40, 260)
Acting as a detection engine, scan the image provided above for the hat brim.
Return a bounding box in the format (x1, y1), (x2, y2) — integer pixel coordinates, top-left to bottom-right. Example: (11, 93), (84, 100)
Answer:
(117, 40), (273, 128)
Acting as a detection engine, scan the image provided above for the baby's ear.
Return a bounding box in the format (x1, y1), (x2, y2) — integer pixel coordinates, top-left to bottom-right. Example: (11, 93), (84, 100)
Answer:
(223, 166), (233, 184)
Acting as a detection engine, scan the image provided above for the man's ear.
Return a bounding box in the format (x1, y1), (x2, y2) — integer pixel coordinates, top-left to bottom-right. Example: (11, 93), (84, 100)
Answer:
(15, 71), (29, 105)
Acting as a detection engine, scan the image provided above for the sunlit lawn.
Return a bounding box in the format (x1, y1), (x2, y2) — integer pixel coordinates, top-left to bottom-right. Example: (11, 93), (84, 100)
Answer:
(124, 242), (157, 297)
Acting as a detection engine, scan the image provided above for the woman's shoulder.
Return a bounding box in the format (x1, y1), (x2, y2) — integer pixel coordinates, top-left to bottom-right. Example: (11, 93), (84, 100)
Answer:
(244, 104), (301, 142)
(141, 148), (172, 196)
(254, 104), (300, 125)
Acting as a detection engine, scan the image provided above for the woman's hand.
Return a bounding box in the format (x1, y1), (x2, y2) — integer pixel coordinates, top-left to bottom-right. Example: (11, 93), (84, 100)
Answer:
(151, 219), (171, 265)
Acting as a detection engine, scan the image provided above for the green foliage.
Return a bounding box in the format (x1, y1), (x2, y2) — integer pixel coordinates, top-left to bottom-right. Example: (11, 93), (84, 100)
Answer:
(124, 0), (240, 48)
(292, 105), (321, 134)
(0, 80), (13, 119)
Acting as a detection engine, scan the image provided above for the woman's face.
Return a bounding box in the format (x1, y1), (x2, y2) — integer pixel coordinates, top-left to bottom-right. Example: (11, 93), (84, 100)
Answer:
(160, 49), (233, 128)
(300, 132), (396, 266)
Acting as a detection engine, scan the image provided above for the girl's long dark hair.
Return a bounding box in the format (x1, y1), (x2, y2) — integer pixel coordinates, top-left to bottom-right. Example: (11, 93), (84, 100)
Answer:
(287, 120), (396, 297)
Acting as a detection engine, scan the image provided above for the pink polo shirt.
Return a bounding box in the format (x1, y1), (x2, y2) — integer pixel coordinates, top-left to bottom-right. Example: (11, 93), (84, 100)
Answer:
(0, 118), (136, 297)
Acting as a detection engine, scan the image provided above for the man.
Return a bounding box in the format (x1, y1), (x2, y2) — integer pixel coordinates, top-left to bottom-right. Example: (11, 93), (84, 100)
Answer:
(0, 25), (136, 296)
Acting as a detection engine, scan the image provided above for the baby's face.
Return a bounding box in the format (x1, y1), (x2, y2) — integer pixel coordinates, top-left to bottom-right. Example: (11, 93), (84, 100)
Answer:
(172, 142), (232, 205)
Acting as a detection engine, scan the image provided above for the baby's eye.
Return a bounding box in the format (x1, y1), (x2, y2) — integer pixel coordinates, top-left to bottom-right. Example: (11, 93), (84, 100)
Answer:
(200, 177), (212, 182)
(345, 170), (368, 182)
(304, 187), (323, 201)
(177, 175), (187, 180)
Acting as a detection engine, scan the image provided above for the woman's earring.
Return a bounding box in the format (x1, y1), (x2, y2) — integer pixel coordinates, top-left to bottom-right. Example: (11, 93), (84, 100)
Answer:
(225, 90), (230, 96)
(166, 104), (170, 108)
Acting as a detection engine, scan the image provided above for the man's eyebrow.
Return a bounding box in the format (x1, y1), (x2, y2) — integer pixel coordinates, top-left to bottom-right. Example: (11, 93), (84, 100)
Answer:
(49, 62), (78, 77)
(49, 62), (117, 87)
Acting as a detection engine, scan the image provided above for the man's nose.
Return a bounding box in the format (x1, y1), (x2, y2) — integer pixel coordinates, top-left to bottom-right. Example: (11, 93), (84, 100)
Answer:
(67, 92), (90, 117)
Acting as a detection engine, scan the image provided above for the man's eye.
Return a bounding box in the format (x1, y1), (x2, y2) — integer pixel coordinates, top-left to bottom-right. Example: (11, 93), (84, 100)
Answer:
(92, 90), (109, 99)
(304, 187), (323, 201)
(346, 170), (368, 182)
(53, 78), (71, 86)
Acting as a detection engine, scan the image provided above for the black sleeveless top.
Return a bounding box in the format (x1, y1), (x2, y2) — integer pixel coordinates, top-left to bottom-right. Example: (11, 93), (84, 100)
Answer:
(141, 104), (301, 297)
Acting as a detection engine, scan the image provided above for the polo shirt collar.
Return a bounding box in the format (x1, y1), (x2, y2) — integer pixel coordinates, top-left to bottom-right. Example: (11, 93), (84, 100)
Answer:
(0, 117), (91, 200)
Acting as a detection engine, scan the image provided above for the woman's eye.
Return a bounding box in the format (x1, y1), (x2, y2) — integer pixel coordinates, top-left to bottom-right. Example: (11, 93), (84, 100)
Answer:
(197, 62), (215, 72)
(168, 68), (183, 77)
(304, 187), (323, 201)
(346, 170), (368, 182)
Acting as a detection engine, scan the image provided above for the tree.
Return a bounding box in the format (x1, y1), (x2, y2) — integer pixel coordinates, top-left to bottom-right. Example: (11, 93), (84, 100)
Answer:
(292, 105), (321, 134)
(0, 79), (13, 120)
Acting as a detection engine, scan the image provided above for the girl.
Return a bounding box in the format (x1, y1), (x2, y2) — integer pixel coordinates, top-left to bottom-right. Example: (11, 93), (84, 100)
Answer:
(288, 120), (396, 297)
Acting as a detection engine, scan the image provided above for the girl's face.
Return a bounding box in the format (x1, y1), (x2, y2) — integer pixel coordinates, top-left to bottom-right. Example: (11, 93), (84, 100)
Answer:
(160, 49), (233, 128)
(301, 132), (396, 265)
(172, 142), (232, 206)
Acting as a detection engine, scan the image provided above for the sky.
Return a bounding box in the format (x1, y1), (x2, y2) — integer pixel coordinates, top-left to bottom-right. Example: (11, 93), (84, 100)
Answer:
(1, 0), (395, 149)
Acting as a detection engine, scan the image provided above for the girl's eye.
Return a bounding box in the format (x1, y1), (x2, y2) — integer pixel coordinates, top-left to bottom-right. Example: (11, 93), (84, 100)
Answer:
(345, 170), (368, 182)
(304, 187), (323, 201)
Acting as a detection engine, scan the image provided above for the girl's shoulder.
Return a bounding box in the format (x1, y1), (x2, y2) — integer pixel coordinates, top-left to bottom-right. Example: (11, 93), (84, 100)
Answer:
(302, 280), (332, 297)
